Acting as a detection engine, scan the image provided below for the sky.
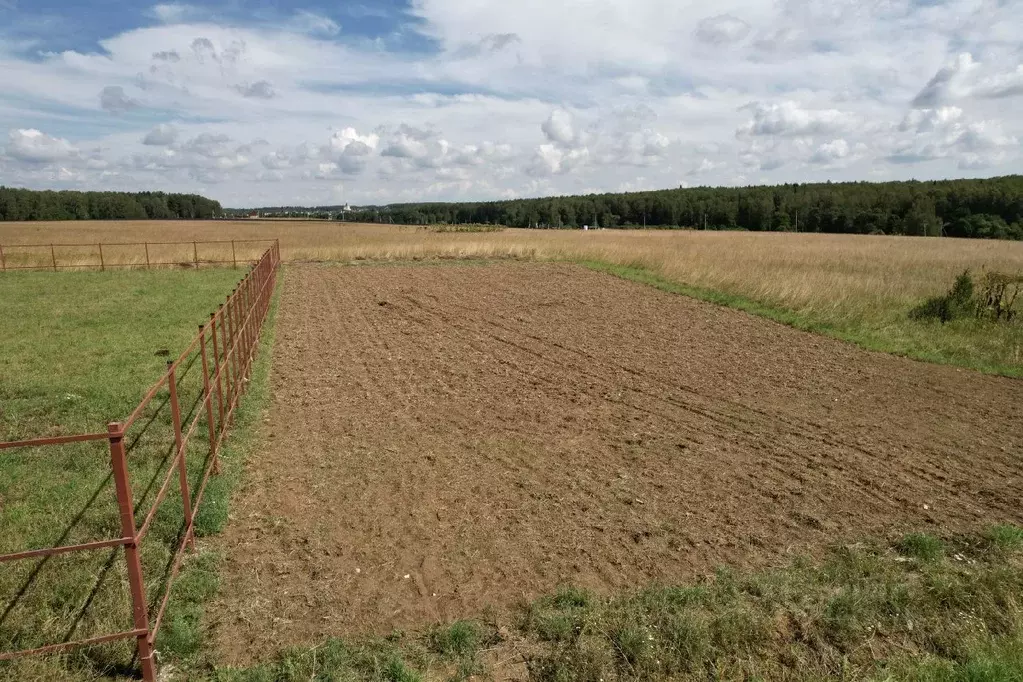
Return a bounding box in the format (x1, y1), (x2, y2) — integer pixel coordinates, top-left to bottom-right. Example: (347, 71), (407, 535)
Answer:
(0, 0), (1020, 207)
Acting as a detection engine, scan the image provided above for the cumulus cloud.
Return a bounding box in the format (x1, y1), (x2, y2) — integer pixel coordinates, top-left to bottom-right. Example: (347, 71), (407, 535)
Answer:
(695, 14), (751, 45)
(738, 101), (857, 137)
(100, 86), (139, 113)
(143, 123), (178, 145)
(5, 129), (78, 163)
(1, 0), (1022, 204)
(327, 127), (380, 155)
(911, 53), (976, 108)
(541, 110), (583, 147)
(810, 139), (850, 164)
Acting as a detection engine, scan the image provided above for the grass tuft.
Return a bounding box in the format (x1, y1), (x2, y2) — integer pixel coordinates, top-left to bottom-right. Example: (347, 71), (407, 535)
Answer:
(985, 524), (1023, 552)
(899, 533), (946, 562)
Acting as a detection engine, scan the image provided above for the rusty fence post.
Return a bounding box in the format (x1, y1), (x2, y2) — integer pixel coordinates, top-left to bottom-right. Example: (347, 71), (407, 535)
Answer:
(198, 324), (220, 474)
(51, 244), (57, 272)
(241, 279), (253, 375)
(231, 240), (237, 269)
(98, 244), (105, 272)
(225, 293), (240, 410)
(193, 241), (199, 268)
(166, 361), (195, 551)
(144, 243), (150, 270)
(209, 312), (226, 437)
(107, 422), (157, 682)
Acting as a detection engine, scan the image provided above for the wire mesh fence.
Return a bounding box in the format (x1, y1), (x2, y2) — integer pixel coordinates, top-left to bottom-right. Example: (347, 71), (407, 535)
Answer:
(0, 239), (276, 272)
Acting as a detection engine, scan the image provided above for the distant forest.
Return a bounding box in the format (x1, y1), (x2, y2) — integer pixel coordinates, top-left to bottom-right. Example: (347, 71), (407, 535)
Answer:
(232, 175), (1023, 240)
(0, 188), (222, 221)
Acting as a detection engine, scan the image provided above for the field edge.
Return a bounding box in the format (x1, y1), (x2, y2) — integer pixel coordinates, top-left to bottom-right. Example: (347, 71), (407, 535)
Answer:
(209, 526), (1023, 682)
(578, 259), (1023, 379)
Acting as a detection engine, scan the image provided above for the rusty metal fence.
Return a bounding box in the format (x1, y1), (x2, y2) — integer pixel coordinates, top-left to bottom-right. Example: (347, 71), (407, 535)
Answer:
(0, 241), (281, 680)
(0, 239), (276, 271)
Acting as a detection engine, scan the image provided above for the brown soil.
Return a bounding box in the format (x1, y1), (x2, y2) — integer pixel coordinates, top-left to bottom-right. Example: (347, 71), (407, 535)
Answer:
(214, 263), (1023, 663)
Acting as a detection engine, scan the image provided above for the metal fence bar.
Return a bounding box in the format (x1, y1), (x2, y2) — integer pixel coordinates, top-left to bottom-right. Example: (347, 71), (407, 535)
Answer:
(0, 629), (148, 662)
(0, 432), (109, 450)
(0, 239), (277, 272)
(199, 325), (219, 473)
(166, 360), (195, 552)
(108, 422), (157, 682)
(0, 537), (130, 563)
(210, 312), (226, 447)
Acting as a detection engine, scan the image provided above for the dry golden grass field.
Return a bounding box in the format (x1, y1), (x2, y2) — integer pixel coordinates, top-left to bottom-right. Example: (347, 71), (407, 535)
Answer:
(2, 219), (1022, 373)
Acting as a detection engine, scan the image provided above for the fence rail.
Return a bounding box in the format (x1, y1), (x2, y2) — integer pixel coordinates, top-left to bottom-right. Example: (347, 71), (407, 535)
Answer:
(0, 239), (276, 271)
(0, 241), (281, 680)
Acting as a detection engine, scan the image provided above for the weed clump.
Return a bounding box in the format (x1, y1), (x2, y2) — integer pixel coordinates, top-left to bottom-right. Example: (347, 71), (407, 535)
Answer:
(911, 270), (977, 323)
(911, 269), (1023, 323)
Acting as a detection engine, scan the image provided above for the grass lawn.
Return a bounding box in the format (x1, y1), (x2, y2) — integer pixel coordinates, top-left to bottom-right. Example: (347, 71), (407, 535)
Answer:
(0, 268), (250, 681)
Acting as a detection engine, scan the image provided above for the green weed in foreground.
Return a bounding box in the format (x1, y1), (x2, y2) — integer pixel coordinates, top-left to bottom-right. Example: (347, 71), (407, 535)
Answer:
(0, 268), (254, 682)
(210, 527), (1023, 682)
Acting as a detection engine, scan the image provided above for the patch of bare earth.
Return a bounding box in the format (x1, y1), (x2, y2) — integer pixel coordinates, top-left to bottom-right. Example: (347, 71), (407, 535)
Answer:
(214, 263), (1022, 664)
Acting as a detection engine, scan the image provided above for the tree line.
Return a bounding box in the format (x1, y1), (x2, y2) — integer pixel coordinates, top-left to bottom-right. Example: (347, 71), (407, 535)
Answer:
(234, 175), (1023, 240)
(0, 188), (222, 221)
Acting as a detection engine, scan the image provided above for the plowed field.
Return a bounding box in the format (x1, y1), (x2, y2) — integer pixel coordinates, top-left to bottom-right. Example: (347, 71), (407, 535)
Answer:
(215, 263), (1022, 662)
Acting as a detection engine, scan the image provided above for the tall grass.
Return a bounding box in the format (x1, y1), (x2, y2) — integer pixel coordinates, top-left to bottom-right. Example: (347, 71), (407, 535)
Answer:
(3, 221), (1022, 373)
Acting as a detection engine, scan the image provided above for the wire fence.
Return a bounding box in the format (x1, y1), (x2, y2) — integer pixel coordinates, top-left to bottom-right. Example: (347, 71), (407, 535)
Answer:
(0, 241), (281, 680)
(0, 239), (276, 271)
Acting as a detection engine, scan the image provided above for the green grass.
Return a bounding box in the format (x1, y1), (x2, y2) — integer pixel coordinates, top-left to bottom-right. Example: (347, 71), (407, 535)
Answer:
(0, 267), (263, 681)
(205, 527), (1023, 682)
(579, 260), (1023, 377)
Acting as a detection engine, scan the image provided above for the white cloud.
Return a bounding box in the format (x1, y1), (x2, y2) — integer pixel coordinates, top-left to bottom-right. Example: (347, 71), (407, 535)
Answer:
(695, 14), (751, 45)
(288, 10), (340, 37)
(739, 101), (857, 137)
(143, 123), (178, 145)
(0, 0), (1020, 204)
(541, 109), (577, 147)
(5, 129), (78, 163)
(809, 139), (850, 164)
(149, 3), (200, 23)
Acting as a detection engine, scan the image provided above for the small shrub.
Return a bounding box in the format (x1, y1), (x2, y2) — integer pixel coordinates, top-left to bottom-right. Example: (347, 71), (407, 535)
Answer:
(910, 270), (976, 323)
(899, 533), (945, 562)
